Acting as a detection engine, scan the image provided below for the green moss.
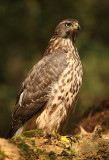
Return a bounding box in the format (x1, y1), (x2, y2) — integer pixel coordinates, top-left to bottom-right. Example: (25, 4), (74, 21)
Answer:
(8, 130), (76, 160)
(9, 136), (36, 160)
(51, 133), (61, 139)
(60, 150), (69, 156)
(0, 146), (6, 160)
(60, 148), (75, 160)
(36, 148), (56, 160)
(46, 134), (52, 139)
(9, 135), (35, 146)
(57, 142), (66, 148)
(48, 151), (56, 160)
(28, 139), (35, 146)
(22, 128), (43, 137)
(70, 147), (76, 156)
(37, 148), (43, 154)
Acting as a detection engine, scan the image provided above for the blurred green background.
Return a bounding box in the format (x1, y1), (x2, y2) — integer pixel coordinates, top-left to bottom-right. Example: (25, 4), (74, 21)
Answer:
(0, 0), (109, 137)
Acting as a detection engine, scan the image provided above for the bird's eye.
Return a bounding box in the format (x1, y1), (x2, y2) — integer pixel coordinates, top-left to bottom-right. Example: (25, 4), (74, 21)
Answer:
(65, 23), (72, 28)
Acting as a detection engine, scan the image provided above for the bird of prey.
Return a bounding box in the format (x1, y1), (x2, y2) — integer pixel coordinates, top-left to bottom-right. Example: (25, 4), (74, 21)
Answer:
(7, 18), (83, 139)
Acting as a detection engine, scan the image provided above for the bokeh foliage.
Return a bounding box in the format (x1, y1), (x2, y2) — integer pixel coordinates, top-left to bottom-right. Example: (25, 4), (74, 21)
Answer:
(0, 0), (109, 137)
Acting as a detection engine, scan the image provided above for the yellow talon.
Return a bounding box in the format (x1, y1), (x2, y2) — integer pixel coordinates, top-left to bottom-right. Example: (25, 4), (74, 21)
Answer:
(61, 135), (78, 146)
(61, 136), (70, 144)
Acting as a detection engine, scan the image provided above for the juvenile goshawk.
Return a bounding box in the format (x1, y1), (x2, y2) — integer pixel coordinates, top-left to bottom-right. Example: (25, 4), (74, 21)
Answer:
(7, 18), (83, 138)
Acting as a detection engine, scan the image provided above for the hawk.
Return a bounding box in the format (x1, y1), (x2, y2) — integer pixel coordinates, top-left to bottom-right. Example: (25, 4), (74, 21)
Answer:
(7, 18), (83, 138)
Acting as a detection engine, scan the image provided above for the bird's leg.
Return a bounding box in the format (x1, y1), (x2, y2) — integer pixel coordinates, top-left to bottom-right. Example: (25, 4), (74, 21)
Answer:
(61, 135), (78, 146)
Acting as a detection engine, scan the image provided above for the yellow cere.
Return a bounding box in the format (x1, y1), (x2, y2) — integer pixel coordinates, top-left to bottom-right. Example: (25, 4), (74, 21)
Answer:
(75, 22), (78, 27)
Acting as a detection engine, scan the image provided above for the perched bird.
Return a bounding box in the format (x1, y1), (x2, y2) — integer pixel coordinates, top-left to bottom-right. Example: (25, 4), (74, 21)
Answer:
(7, 18), (83, 139)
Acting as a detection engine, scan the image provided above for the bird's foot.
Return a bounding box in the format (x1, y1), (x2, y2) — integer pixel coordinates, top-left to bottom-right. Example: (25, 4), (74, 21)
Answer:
(61, 135), (78, 146)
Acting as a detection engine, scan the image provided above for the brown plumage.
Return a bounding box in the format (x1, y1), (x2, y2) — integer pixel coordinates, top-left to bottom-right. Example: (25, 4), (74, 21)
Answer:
(6, 18), (83, 138)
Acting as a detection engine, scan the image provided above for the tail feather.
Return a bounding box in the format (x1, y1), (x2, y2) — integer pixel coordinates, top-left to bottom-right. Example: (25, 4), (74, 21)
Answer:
(6, 119), (23, 139)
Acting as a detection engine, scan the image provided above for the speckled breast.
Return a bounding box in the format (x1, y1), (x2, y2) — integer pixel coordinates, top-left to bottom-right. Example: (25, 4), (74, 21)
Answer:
(44, 56), (83, 133)
(49, 58), (83, 113)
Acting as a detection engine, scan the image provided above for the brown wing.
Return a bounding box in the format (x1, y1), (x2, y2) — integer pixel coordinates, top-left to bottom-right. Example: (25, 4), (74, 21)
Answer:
(6, 51), (68, 138)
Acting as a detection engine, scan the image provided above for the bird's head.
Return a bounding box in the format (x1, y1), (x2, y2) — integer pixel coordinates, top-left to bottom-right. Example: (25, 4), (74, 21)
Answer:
(55, 18), (81, 39)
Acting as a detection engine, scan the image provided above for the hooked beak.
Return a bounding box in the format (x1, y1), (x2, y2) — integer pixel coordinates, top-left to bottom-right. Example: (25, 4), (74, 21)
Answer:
(72, 22), (81, 31)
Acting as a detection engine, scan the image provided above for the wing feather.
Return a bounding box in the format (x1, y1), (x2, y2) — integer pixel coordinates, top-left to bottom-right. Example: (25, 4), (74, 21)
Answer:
(6, 51), (69, 138)
(13, 51), (68, 121)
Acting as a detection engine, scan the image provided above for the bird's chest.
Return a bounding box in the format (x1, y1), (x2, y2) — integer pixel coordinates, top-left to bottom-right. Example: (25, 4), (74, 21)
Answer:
(49, 58), (83, 114)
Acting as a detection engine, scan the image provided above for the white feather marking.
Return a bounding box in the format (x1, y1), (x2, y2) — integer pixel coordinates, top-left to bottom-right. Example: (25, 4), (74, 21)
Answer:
(19, 92), (24, 106)
(13, 126), (24, 137)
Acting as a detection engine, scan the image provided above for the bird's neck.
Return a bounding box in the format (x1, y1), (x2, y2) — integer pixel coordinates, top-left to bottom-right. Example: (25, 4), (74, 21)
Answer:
(44, 35), (79, 61)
